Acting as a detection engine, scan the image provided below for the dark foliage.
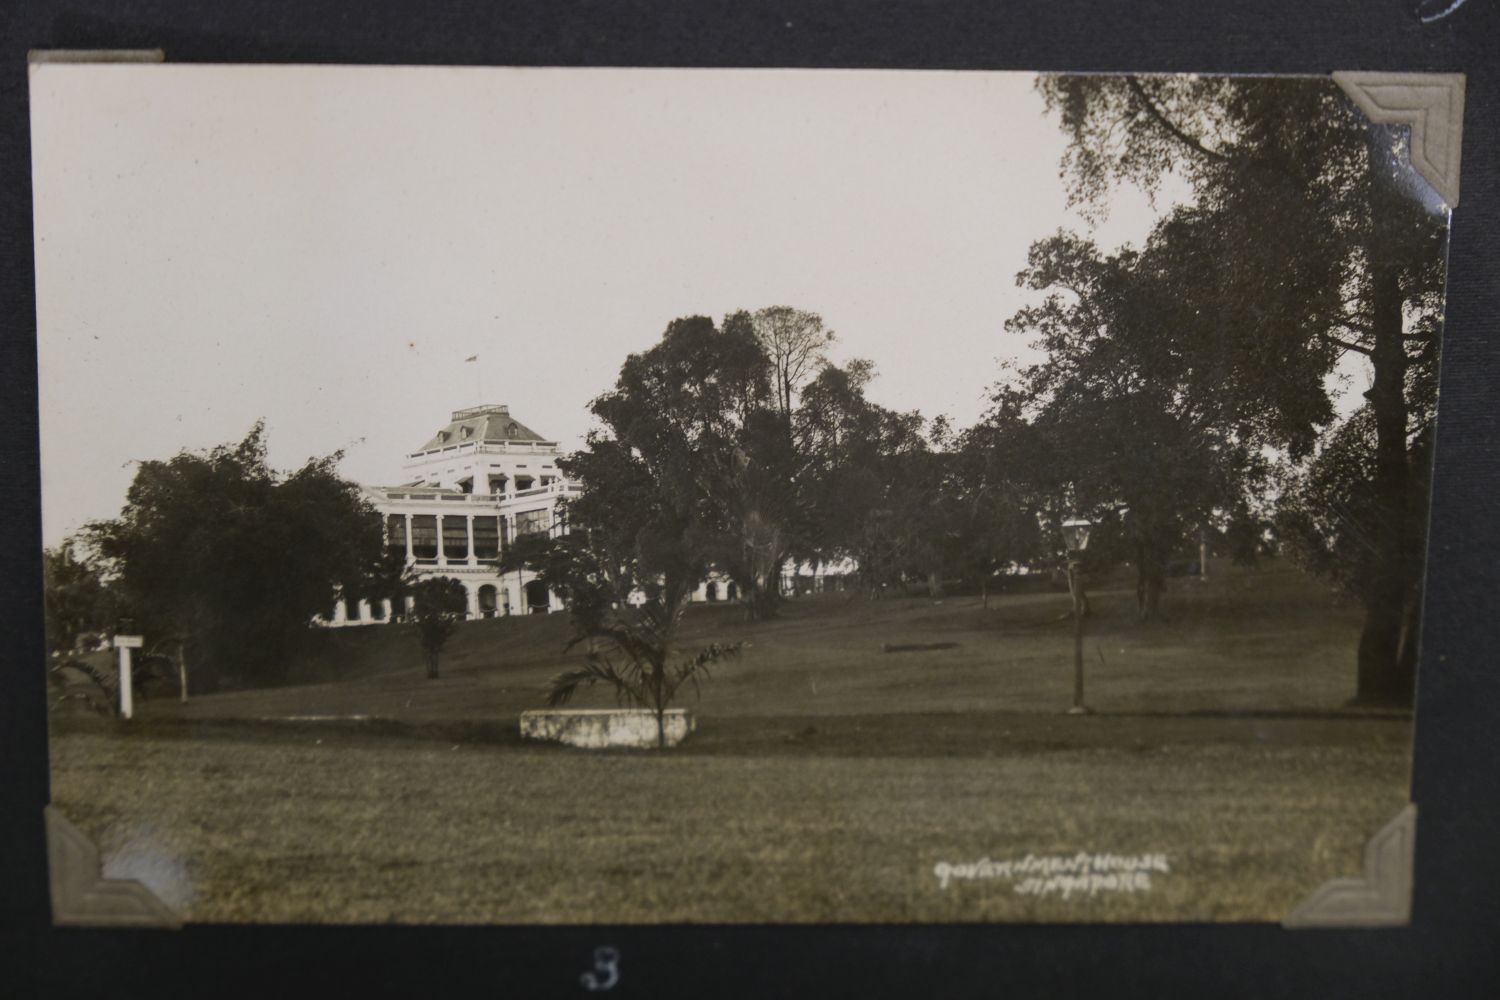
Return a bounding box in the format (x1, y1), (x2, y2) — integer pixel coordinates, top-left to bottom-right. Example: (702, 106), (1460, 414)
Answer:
(1034, 75), (1446, 701)
(410, 576), (468, 679)
(82, 423), (383, 689)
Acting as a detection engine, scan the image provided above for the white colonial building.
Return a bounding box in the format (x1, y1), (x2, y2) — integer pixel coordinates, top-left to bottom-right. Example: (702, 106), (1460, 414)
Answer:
(326, 404), (752, 627)
(326, 404), (575, 625)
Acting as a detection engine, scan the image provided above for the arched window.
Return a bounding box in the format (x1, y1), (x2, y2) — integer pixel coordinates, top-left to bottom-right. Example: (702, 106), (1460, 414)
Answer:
(525, 580), (549, 613)
(478, 585), (498, 618)
(706, 581), (719, 602)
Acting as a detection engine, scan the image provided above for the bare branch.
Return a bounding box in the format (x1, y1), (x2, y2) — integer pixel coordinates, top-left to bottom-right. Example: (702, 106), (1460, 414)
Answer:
(1318, 331), (1374, 357)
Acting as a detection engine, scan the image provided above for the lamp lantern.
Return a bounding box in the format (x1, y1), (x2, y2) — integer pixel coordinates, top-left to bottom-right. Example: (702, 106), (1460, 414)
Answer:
(1061, 518), (1093, 556)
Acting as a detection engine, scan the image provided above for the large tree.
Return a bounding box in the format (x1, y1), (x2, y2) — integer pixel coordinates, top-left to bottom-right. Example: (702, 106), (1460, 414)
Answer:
(83, 423), (383, 688)
(1275, 406), (1434, 691)
(529, 403), (739, 746)
(949, 407), (1046, 606)
(1038, 75), (1446, 703)
(410, 576), (468, 679)
(1004, 228), (1286, 619)
(588, 314), (797, 618)
(791, 359), (943, 596)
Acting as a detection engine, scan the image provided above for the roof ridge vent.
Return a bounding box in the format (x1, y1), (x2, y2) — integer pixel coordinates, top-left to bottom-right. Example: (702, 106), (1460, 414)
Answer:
(451, 404), (509, 421)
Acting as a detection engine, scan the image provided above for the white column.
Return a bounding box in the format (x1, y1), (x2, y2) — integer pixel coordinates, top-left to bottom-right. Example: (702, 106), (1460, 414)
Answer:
(403, 513), (414, 563)
(465, 583), (479, 620)
(118, 646), (133, 720)
(467, 514), (477, 567)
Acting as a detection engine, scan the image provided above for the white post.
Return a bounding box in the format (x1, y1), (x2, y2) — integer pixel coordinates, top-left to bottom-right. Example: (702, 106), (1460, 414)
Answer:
(119, 646), (133, 719)
(178, 640), (188, 703)
(113, 635), (143, 719)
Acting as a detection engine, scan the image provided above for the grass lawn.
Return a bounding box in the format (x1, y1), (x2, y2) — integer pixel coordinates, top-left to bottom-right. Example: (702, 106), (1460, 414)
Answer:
(48, 561), (1414, 923)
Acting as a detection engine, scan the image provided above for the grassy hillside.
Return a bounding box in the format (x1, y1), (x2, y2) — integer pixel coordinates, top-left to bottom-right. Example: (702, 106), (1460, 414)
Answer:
(142, 559), (1374, 725)
(49, 560), (1413, 923)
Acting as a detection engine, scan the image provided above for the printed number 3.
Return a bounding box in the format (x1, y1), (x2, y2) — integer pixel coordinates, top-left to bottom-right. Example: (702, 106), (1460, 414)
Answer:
(581, 946), (620, 991)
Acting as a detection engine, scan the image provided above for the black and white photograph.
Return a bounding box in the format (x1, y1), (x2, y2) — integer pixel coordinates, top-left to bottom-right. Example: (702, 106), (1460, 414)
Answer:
(31, 63), (1455, 925)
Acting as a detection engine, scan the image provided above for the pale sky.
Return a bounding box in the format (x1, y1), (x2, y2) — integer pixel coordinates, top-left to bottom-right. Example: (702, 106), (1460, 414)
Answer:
(31, 64), (1184, 547)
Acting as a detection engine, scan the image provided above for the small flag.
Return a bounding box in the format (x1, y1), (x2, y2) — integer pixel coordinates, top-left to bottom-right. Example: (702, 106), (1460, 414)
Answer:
(464, 354), (479, 362)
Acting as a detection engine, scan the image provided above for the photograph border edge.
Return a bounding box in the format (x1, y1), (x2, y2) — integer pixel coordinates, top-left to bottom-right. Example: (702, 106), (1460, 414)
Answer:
(45, 805), (182, 929)
(1281, 803), (1417, 928)
(1332, 71), (1465, 207)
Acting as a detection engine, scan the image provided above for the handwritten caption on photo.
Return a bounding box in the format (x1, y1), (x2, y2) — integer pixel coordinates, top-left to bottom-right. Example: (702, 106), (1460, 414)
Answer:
(933, 852), (1170, 898)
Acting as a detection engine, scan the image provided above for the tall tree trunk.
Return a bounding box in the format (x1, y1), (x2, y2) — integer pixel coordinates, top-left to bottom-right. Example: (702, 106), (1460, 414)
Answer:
(927, 569), (944, 599)
(747, 553), (785, 620)
(1135, 542), (1164, 622)
(1356, 263), (1415, 707)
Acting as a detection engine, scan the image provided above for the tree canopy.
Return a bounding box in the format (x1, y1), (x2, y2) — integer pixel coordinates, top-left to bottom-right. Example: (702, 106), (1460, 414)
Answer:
(1032, 74), (1447, 702)
(410, 576), (469, 679)
(82, 423), (383, 688)
(42, 542), (114, 655)
(1001, 226), (1285, 618)
(570, 310), (1047, 608)
(582, 313), (800, 618)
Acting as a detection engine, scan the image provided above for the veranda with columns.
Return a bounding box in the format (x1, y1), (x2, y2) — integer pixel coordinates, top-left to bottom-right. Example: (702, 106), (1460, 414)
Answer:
(322, 483), (574, 627)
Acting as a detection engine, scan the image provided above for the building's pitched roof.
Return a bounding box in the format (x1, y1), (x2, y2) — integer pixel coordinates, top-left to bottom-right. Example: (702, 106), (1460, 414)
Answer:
(411, 404), (553, 453)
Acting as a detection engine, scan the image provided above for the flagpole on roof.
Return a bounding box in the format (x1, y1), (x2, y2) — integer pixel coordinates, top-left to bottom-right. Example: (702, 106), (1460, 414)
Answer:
(465, 353), (480, 404)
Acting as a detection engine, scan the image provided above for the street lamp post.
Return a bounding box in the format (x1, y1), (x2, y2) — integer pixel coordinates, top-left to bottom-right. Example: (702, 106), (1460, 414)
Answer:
(1061, 518), (1093, 715)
